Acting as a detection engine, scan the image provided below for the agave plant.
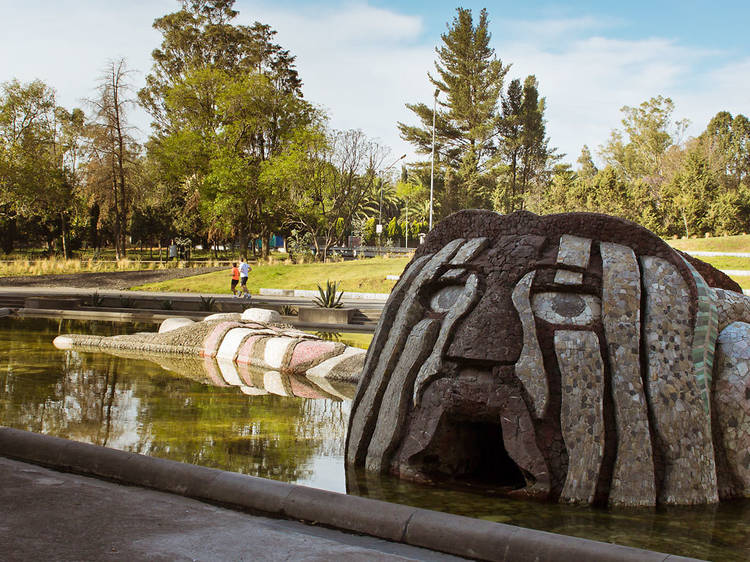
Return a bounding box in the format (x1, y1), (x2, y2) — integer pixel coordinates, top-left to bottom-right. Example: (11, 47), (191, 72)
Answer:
(199, 295), (217, 311)
(314, 280), (344, 308)
(279, 304), (298, 316)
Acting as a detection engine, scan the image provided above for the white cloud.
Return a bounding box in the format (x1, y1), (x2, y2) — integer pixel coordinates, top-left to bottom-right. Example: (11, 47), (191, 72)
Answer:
(239, 1), (434, 161)
(2, 0), (747, 169)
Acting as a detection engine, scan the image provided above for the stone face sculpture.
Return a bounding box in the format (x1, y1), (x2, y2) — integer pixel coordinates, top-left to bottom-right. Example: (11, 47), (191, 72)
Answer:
(345, 209), (750, 507)
(53, 309), (366, 385)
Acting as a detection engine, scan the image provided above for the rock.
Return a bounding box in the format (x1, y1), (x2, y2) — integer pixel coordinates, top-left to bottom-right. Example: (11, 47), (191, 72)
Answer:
(158, 317), (195, 334)
(203, 313), (241, 322)
(241, 308), (281, 324)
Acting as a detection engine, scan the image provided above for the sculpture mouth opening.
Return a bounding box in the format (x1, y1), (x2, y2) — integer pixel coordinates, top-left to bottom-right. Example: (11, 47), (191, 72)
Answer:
(409, 415), (526, 491)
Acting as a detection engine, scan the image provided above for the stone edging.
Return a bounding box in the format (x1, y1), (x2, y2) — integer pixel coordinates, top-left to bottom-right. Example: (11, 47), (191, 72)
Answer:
(259, 288), (389, 301)
(0, 427), (699, 562)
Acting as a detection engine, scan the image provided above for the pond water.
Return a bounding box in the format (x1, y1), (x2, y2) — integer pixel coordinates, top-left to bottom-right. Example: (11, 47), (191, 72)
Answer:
(1, 316), (748, 561)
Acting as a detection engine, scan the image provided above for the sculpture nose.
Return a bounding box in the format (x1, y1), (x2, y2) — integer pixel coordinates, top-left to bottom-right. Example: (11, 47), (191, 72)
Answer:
(445, 292), (524, 364)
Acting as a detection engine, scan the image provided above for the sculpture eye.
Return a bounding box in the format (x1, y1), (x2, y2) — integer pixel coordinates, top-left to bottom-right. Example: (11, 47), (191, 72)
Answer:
(531, 292), (601, 326)
(429, 285), (465, 313)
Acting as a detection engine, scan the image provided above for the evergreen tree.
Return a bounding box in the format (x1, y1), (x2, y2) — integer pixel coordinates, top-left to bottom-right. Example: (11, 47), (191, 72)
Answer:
(493, 76), (556, 212)
(576, 145), (598, 180)
(398, 8), (509, 214)
(699, 111), (750, 190)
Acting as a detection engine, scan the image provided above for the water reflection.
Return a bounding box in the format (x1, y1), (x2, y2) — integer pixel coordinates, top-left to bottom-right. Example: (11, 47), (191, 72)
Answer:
(0, 317), (349, 488)
(1, 317), (750, 560)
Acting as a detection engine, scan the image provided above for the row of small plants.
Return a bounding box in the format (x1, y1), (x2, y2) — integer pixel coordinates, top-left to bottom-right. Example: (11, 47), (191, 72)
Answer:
(90, 292), (216, 311)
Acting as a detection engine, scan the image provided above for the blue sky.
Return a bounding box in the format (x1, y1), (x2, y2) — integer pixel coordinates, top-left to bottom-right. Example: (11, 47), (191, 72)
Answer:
(2, 1), (748, 166)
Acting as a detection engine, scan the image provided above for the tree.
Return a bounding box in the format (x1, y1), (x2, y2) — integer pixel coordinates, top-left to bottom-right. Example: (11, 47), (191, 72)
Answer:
(662, 148), (720, 237)
(140, 0), (307, 256)
(398, 8), (509, 214)
(699, 111), (750, 191)
(263, 124), (387, 260)
(493, 76), (556, 212)
(0, 79), (83, 256)
(600, 96), (688, 191)
(85, 59), (139, 259)
(576, 145), (598, 180)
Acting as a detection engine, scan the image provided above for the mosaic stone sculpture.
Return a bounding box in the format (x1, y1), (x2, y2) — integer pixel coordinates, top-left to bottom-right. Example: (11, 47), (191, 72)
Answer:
(53, 309), (366, 385)
(345, 210), (750, 507)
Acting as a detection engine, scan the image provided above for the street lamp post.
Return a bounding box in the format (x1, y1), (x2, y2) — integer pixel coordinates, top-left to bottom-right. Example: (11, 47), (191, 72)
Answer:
(378, 153), (406, 250)
(404, 198), (409, 249)
(429, 89), (439, 231)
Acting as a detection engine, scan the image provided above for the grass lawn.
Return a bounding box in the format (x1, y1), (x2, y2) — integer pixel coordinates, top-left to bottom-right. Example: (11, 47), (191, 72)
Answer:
(667, 234), (750, 253)
(131, 256), (412, 294)
(693, 255), (750, 271)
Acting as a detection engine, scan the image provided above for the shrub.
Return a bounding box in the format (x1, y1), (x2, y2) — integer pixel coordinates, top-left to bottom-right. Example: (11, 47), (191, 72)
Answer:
(279, 304), (297, 316)
(314, 280), (344, 308)
(199, 295), (216, 311)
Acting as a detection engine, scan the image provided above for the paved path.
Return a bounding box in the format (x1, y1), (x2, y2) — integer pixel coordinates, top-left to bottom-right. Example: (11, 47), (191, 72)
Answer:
(0, 456), (463, 562)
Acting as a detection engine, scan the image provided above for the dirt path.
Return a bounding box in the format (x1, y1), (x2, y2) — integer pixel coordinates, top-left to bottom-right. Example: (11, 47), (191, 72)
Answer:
(0, 267), (224, 290)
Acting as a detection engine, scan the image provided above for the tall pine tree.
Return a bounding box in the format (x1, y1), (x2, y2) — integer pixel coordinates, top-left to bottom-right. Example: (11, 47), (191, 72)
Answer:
(398, 8), (509, 215)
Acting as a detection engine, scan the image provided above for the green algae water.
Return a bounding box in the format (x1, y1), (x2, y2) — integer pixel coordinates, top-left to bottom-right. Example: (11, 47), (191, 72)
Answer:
(1, 316), (748, 560)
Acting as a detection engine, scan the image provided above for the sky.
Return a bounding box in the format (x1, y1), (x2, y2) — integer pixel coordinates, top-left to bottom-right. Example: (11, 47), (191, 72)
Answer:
(2, 0), (749, 167)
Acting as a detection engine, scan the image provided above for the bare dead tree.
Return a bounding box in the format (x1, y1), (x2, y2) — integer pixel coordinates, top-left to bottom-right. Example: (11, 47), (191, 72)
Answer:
(86, 59), (138, 259)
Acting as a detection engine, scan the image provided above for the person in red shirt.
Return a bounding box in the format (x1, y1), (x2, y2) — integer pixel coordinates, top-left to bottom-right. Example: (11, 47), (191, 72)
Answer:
(230, 263), (240, 297)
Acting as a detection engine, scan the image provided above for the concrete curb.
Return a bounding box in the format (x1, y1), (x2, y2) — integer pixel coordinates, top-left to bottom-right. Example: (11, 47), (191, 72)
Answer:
(0, 428), (701, 562)
(259, 287), (390, 301)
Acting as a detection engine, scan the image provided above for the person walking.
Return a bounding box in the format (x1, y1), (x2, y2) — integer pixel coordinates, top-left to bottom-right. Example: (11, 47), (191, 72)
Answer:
(230, 262), (240, 297)
(238, 257), (252, 299)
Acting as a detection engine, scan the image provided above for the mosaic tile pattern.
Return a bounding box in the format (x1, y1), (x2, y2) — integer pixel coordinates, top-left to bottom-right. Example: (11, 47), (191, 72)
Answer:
(344, 210), (750, 507)
(449, 236), (489, 265)
(202, 322), (246, 358)
(531, 292), (600, 326)
(713, 322), (750, 498)
(346, 238), (466, 466)
(556, 234), (592, 268)
(413, 274), (480, 407)
(511, 271), (548, 418)
(682, 257), (719, 413)
(715, 287), (750, 332)
(553, 269), (583, 285)
(555, 330), (605, 504)
(366, 318), (441, 472)
(641, 255), (718, 504)
(216, 328), (254, 361)
(600, 242), (655, 506)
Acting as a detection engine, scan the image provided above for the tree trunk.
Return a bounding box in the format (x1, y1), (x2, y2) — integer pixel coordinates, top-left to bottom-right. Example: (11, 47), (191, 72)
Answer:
(111, 154), (121, 260)
(238, 229), (249, 259)
(60, 212), (68, 259)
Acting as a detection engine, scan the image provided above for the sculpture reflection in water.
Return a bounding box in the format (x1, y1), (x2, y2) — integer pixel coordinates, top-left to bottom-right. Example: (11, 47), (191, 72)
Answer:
(346, 210), (750, 507)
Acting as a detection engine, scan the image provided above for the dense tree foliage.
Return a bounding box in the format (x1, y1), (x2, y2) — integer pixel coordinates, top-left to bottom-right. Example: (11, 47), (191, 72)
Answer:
(529, 101), (750, 238)
(2, 2), (750, 256)
(0, 79), (85, 256)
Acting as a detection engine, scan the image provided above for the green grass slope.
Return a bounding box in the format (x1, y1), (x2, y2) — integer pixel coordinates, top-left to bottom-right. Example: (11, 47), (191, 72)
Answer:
(131, 256), (411, 295)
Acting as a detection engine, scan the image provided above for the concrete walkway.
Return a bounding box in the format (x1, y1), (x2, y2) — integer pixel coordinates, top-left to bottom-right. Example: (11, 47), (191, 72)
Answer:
(0, 456), (463, 561)
(0, 428), (702, 562)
